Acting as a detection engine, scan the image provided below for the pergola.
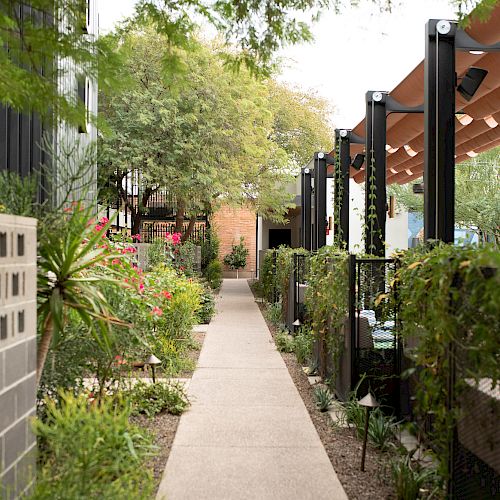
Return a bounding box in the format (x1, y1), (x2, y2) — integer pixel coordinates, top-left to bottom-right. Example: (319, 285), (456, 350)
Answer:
(331, 4), (500, 254)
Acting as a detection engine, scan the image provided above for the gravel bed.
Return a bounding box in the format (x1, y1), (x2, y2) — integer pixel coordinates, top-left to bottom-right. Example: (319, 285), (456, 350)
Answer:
(251, 287), (395, 499)
(133, 330), (206, 493)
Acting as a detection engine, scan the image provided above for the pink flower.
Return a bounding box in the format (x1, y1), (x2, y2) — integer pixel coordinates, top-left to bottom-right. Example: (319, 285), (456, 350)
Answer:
(172, 232), (181, 245)
(162, 290), (172, 300)
(151, 306), (163, 316)
(132, 233), (141, 241)
(139, 283), (145, 292)
(112, 258), (120, 265)
(100, 217), (109, 224)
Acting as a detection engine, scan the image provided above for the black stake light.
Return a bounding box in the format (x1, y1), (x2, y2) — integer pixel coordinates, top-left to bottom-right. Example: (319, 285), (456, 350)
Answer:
(145, 354), (161, 383)
(359, 392), (380, 471)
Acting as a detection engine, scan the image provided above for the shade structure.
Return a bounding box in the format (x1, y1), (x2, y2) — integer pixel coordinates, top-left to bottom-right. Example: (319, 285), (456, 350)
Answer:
(347, 4), (500, 185)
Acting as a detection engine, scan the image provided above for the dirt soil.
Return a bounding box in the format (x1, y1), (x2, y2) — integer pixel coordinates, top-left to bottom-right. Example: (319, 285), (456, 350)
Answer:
(133, 330), (206, 492)
(251, 284), (395, 499)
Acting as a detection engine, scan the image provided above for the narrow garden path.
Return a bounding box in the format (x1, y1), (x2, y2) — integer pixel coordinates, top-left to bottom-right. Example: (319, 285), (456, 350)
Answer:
(157, 279), (348, 500)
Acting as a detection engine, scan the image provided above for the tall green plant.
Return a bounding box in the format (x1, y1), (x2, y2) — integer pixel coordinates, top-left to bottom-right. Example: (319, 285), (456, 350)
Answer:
(224, 236), (249, 277)
(36, 207), (126, 384)
(382, 243), (500, 478)
(304, 247), (349, 379)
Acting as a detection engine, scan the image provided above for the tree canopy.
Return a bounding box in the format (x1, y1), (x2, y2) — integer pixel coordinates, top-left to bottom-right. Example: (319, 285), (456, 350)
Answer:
(98, 28), (333, 235)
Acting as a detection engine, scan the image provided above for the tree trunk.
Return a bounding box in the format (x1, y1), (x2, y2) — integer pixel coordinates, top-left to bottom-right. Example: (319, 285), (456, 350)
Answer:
(182, 215), (197, 242)
(37, 314), (54, 385)
(131, 213), (142, 236)
(175, 199), (186, 233)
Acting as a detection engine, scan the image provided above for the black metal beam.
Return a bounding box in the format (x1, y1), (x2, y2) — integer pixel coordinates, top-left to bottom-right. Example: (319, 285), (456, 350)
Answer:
(301, 167), (312, 250)
(424, 20), (457, 243)
(314, 152), (327, 250)
(334, 129), (352, 250)
(364, 91), (387, 256)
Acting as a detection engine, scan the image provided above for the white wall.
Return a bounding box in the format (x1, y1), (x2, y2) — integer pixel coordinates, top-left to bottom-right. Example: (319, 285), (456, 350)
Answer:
(386, 211), (409, 256)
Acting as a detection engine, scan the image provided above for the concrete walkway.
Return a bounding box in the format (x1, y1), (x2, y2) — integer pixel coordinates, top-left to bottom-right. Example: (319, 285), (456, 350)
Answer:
(157, 279), (348, 500)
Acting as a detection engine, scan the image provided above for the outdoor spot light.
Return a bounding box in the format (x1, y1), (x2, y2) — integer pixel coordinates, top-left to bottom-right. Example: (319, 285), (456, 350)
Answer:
(145, 354), (161, 383)
(339, 129), (348, 138)
(484, 115), (498, 128)
(304, 168), (310, 174)
(405, 169), (413, 176)
(466, 150), (478, 158)
(412, 183), (424, 194)
(359, 392), (380, 472)
(403, 144), (418, 157)
(469, 50), (484, 55)
(385, 144), (399, 154)
(457, 67), (488, 101)
(351, 153), (365, 170)
(456, 112), (473, 126)
(390, 168), (397, 175)
(292, 319), (302, 327)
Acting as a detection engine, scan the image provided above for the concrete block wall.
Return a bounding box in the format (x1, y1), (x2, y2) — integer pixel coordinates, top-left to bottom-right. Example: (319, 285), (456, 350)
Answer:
(0, 215), (37, 499)
(212, 205), (257, 279)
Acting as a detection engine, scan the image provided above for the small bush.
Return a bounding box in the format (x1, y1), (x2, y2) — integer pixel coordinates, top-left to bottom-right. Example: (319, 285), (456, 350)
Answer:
(31, 392), (155, 499)
(223, 236), (248, 273)
(197, 284), (216, 324)
(204, 259), (222, 289)
(293, 326), (314, 365)
(129, 381), (190, 417)
(314, 386), (334, 412)
(265, 301), (284, 328)
(391, 452), (439, 500)
(368, 409), (398, 451)
(147, 238), (168, 269)
(275, 329), (294, 353)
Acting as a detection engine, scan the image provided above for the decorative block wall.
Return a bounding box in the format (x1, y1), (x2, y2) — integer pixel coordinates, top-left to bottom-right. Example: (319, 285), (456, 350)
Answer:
(0, 215), (37, 499)
(212, 205), (257, 279)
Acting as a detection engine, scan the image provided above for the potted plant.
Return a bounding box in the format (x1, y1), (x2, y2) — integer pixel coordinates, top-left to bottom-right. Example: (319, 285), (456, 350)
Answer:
(223, 236), (249, 279)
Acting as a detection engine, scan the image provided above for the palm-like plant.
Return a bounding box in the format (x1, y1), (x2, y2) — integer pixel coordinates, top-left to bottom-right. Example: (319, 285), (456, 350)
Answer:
(37, 205), (126, 384)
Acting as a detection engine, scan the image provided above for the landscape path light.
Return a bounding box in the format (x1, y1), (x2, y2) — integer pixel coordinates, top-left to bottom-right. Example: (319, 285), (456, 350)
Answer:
(145, 354), (161, 383)
(359, 392), (380, 472)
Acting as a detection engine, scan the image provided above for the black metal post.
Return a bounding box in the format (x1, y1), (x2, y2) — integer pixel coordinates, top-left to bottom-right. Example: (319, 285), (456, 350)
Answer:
(424, 20), (457, 243)
(338, 131), (351, 249)
(314, 152), (327, 250)
(365, 92), (387, 257)
(348, 254), (357, 392)
(301, 168), (312, 251)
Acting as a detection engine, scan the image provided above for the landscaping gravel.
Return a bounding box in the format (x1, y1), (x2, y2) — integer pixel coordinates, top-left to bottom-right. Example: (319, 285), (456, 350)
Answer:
(253, 291), (395, 499)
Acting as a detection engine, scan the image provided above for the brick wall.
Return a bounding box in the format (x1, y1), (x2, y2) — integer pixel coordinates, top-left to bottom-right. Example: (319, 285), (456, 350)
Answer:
(0, 215), (37, 499)
(212, 205), (256, 278)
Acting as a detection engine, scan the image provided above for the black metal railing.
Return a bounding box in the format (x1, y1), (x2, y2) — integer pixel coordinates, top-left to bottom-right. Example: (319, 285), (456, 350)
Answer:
(347, 255), (401, 412)
(141, 221), (207, 243)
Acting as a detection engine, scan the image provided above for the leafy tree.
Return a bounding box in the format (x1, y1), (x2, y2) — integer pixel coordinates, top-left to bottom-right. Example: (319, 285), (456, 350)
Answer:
(223, 236), (249, 277)
(388, 147), (500, 245)
(98, 29), (332, 236)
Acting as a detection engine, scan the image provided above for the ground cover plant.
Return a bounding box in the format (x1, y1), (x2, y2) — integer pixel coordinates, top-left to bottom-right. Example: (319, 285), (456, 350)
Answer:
(129, 381), (190, 417)
(31, 392), (156, 499)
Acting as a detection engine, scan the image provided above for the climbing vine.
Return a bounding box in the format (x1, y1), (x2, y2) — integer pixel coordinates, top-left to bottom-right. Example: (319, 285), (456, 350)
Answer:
(380, 243), (500, 477)
(304, 246), (349, 379)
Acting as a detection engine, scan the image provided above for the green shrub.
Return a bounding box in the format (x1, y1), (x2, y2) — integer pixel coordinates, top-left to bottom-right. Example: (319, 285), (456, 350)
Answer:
(265, 301), (284, 328)
(391, 452), (439, 500)
(201, 228), (219, 271)
(293, 326), (314, 365)
(368, 409), (398, 451)
(259, 250), (277, 302)
(147, 238), (168, 269)
(275, 329), (294, 353)
(173, 240), (197, 276)
(129, 381), (190, 417)
(31, 392), (155, 499)
(204, 259), (222, 289)
(314, 386), (334, 412)
(223, 236), (248, 274)
(197, 284), (216, 324)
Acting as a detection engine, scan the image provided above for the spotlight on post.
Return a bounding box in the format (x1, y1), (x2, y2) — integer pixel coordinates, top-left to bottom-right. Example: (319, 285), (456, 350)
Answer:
(412, 183), (424, 194)
(351, 153), (365, 170)
(457, 67), (488, 101)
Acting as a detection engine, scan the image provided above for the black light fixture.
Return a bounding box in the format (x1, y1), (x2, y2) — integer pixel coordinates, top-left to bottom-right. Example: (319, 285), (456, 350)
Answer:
(457, 67), (488, 101)
(412, 182), (424, 194)
(351, 153), (365, 170)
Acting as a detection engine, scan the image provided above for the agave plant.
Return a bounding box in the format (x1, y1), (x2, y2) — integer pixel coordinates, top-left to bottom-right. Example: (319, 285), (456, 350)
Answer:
(36, 205), (126, 384)
(314, 386), (335, 412)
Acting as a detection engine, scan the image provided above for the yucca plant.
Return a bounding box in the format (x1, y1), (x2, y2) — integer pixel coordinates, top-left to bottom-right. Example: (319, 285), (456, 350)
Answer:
(37, 205), (126, 384)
